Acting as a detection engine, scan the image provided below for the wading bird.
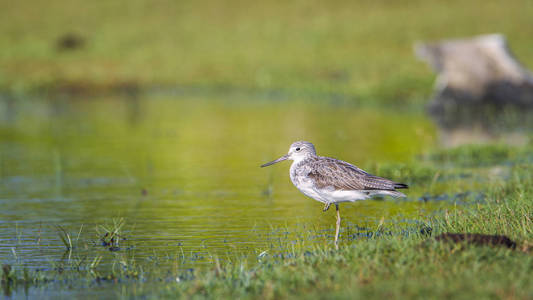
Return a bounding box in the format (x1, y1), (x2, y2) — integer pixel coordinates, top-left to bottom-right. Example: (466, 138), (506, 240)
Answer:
(261, 141), (408, 249)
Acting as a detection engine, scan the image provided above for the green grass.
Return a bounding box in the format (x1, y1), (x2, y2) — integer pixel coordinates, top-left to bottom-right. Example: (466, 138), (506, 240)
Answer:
(1, 0), (533, 102)
(430, 144), (519, 167)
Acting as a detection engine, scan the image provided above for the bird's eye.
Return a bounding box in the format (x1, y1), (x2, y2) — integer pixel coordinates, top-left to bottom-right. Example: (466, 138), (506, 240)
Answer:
(295, 147), (301, 151)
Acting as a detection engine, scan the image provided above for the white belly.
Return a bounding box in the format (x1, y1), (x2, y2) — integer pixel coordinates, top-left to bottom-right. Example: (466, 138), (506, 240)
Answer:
(292, 177), (369, 204)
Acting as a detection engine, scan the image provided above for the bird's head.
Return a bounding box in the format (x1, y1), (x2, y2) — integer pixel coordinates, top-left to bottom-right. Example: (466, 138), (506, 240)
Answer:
(261, 141), (316, 167)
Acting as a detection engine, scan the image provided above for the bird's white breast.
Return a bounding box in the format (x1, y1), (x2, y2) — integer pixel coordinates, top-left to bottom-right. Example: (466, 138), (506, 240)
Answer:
(290, 160), (323, 202)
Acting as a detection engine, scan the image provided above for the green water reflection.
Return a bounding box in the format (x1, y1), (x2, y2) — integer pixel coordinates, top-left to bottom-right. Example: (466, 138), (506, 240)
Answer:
(0, 95), (440, 268)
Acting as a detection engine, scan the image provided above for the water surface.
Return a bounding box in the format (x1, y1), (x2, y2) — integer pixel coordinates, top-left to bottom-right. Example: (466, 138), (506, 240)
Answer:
(0, 94), (440, 271)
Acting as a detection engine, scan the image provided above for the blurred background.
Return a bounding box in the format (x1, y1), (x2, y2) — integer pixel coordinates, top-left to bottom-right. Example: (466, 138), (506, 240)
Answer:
(0, 0), (532, 273)
(1, 0), (531, 99)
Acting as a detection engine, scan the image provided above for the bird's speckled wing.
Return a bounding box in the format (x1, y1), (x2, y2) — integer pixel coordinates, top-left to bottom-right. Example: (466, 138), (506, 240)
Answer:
(305, 156), (408, 191)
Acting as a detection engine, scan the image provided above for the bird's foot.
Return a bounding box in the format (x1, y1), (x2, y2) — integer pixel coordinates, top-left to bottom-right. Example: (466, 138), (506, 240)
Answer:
(323, 202), (331, 212)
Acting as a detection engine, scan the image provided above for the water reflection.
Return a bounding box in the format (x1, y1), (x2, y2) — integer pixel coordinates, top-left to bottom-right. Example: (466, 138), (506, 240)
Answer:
(430, 105), (533, 147)
(0, 94), (439, 269)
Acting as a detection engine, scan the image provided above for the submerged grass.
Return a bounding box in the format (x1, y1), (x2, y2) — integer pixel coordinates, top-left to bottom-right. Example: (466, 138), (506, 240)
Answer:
(2, 160), (533, 298)
(54, 225), (73, 251)
(97, 218), (126, 251)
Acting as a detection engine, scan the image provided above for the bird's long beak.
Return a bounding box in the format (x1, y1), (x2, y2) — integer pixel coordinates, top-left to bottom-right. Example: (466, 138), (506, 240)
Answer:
(261, 154), (289, 167)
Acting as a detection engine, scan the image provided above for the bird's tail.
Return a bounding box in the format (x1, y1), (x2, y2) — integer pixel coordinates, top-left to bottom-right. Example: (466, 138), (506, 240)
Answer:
(394, 183), (408, 189)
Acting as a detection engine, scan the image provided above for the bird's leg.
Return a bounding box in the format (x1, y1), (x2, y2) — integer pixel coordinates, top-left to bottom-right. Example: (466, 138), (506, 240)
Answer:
(335, 204), (341, 250)
(323, 202), (331, 212)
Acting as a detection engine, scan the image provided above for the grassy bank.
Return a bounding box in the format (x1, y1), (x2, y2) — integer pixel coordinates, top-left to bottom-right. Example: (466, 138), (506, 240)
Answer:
(2, 0), (533, 102)
(2, 144), (532, 299)
(156, 163), (533, 299)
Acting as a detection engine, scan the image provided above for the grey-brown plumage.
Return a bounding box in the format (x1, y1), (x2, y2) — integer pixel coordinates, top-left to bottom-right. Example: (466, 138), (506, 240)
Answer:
(305, 156), (408, 193)
(261, 141), (409, 249)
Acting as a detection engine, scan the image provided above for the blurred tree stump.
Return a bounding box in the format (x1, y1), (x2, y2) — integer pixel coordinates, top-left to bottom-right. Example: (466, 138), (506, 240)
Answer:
(415, 34), (533, 114)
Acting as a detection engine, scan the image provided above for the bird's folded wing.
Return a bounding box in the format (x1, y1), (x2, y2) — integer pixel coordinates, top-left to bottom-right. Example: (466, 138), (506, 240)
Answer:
(306, 157), (403, 191)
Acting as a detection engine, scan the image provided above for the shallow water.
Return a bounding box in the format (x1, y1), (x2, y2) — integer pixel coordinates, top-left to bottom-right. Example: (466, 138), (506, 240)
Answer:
(0, 94), (444, 274)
